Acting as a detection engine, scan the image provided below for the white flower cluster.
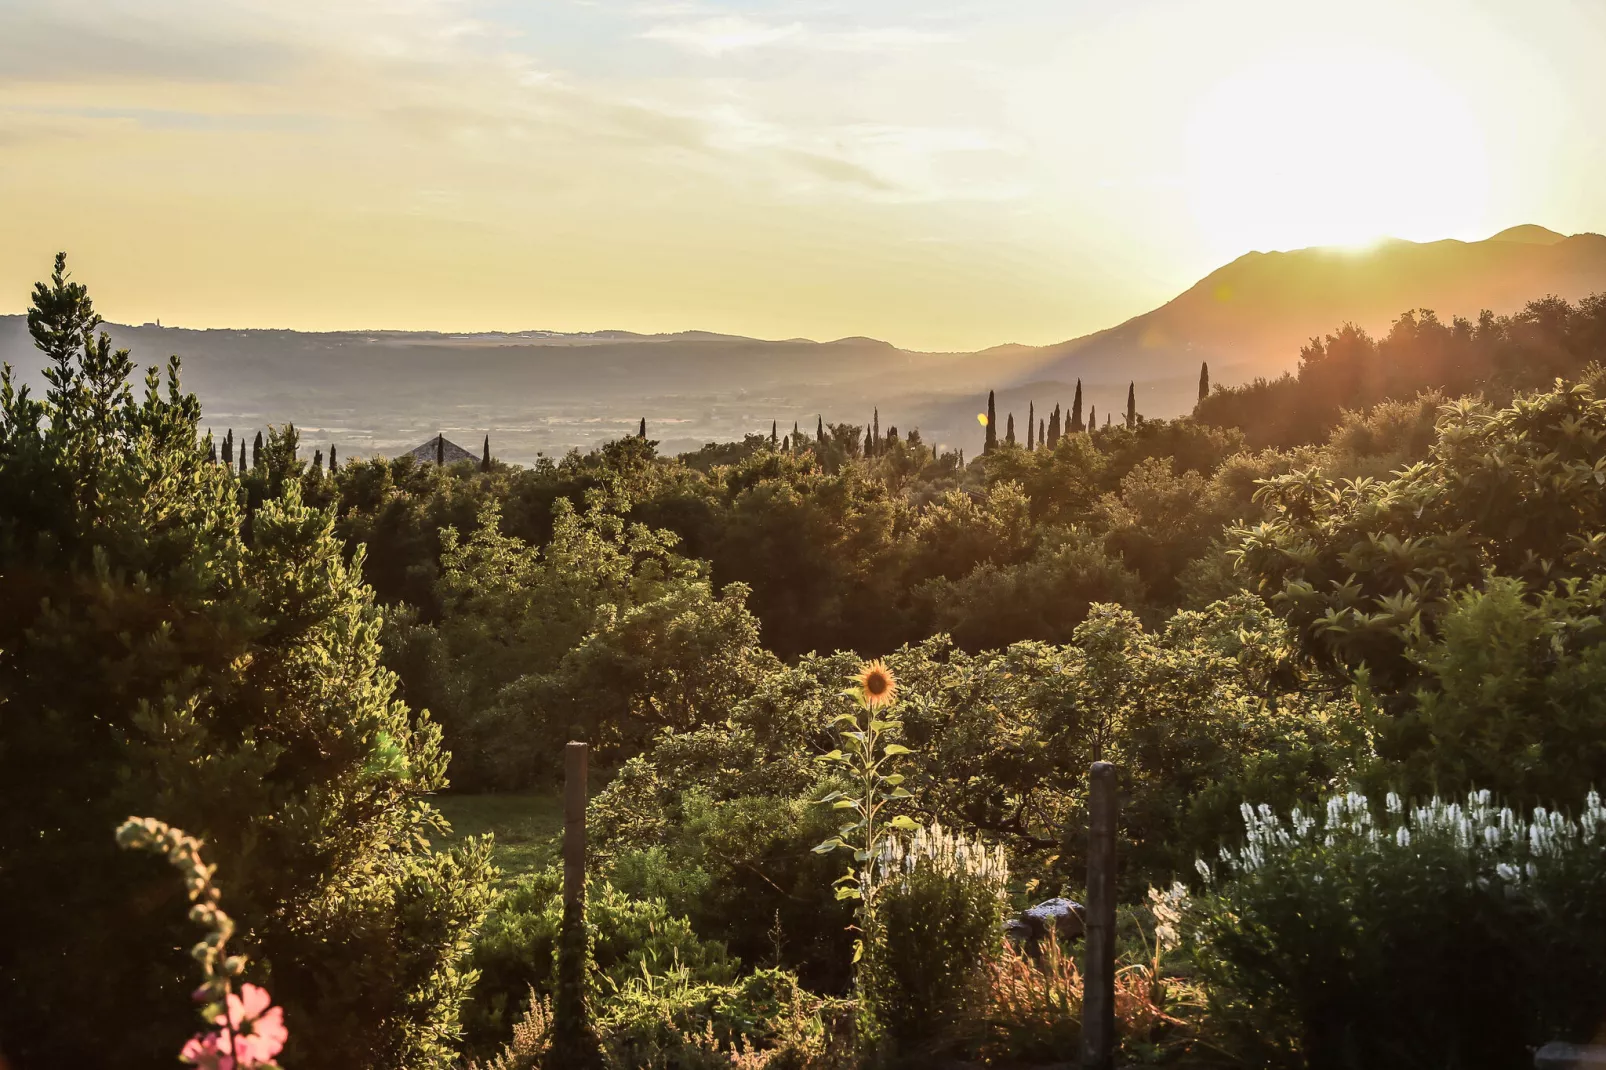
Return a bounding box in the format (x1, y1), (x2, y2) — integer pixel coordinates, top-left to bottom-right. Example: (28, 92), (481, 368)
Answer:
(1148, 881), (1189, 951)
(876, 821), (1009, 890)
(1194, 789), (1606, 884)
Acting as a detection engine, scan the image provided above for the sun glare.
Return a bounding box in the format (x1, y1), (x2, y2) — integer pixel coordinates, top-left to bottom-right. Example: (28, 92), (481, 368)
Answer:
(1184, 48), (1491, 255)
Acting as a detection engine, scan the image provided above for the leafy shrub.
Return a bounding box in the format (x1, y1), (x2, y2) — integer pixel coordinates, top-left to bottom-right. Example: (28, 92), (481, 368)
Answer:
(865, 824), (1009, 1064)
(1189, 789), (1606, 1070)
(463, 868), (736, 1058)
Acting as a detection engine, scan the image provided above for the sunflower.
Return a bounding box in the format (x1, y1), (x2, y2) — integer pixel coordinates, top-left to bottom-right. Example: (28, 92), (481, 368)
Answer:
(856, 660), (897, 709)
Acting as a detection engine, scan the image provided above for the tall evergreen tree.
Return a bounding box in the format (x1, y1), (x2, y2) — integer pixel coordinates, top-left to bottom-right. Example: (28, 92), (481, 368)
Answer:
(1027, 402), (1035, 450)
(984, 391), (998, 453)
(770, 420), (777, 445)
(481, 434), (491, 471)
(238, 440), (247, 474)
(1089, 404), (1096, 430)
(313, 448), (323, 471)
(329, 444), (338, 471)
(872, 408), (880, 457)
(252, 430), (263, 469)
(816, 415), (824, 444)
(1072, 380), (1084, 432)
(1126, 381), (1137, 429)
(207, 438), (217, 464)
(1039, 418), (1045, 447)
(0, 257), (492, 1070)
(638, 418), (646, 439)
(436, 433), (445, 466)
(1048, 404), (1061, 448)
(1006, 412), (1016, 446)
(1199, 361), (1210, 404)
(223, 428), (233, 464)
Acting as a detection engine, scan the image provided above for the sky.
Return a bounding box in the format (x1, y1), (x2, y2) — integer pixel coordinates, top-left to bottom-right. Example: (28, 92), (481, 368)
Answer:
(2, 0), (1604, 351)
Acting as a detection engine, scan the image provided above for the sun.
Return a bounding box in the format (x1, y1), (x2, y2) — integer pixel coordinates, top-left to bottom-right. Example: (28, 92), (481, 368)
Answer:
(1183, 47), (1491, 255)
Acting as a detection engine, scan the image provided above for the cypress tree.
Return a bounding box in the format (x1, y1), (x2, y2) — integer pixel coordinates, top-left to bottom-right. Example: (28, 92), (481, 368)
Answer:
(1048, 405), (1061, 448)
(770, 420), (777, 445)
(329, 444), (338, 471)
(1126, 381), (1136, 429)
(816, 416), (824, 444)
(252, 431), (263, 469)
(435, 434), (444, 467)
(984, 391), (998, 453)
(872, 408), (880, 456)
(1039, 418), (1045, 447)
(638, 418), (646, 439)
(1027, 402), (1035, 450)
(1198, 362), (1210, 404)
(313, 448), (323, 471)
(1088, 404), (1096, 431)
(207, 439), (217, 464)
(238, 442), (246, 475)
(1006, 413), (1016, 446)
(1106, 411), (1111, 428)
(223, 429), (233, 464)
(1072, 380), (1084, 432)
(481, 435), (491, 472)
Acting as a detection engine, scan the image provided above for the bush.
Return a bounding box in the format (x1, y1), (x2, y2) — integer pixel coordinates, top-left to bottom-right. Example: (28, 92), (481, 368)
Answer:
(1189, 789), (1606, 1070)
(463, 868), (737, 1058)
(864, 824), (1009, 1064)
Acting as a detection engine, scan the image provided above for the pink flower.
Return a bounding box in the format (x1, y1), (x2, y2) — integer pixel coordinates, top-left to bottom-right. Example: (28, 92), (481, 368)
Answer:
(223, 984), (287, 1066)
(180, 1031), (235, 1070)
(182, 984), (286, 1069)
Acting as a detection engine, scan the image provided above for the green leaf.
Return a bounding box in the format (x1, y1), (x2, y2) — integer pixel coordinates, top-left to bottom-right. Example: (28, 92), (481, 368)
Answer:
(852, 938), (865, 962)
(888, 787), (913, 799)
(889, 815), (919, 831)
(832, 799), (858, 810)
(881, 743), (912, 756)
(881, 774), (905, 786)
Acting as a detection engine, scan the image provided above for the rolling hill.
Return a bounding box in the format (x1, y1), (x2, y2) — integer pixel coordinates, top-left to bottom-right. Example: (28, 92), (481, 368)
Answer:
(2, 225), (1603, 462)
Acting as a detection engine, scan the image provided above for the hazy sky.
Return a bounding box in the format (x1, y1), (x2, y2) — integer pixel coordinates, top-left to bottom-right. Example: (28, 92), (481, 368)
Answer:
(3, 0), (1604, 350)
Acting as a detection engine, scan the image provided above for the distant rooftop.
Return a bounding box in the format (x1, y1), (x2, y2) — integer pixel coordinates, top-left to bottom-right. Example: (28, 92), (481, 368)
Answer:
(406, 434), (477, 465)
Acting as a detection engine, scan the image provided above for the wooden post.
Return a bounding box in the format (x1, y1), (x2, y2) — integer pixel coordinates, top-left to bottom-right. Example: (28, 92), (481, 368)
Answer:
(552, 740), (601, 1067)
(1082, 760), (1117, 1070)
(564, 741), (587, 905)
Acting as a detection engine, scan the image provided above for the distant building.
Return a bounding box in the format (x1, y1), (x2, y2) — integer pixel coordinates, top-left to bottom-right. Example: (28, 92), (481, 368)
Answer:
(406, 434), (477, 465)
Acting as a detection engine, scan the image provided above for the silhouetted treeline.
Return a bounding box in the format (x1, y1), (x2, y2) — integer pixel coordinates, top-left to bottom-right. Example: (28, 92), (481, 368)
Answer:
(1196, 293), (1606, 447)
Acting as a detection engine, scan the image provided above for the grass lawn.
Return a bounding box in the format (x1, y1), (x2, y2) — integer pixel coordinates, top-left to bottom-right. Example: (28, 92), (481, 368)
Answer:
(430, 792), (564, 883)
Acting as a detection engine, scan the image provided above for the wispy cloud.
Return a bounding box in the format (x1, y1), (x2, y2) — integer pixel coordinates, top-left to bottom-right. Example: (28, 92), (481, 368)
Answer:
(639, 14), (955, 56)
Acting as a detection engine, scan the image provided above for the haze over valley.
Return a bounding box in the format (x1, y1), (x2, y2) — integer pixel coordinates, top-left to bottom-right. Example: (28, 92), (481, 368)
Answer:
(6, 225), (1602, 462)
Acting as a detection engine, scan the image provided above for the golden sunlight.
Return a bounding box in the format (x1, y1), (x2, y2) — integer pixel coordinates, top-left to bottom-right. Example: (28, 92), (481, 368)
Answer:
(1184, 47), (1492, 254)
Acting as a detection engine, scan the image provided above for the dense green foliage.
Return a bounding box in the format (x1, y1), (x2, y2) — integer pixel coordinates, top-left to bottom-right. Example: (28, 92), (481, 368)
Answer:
(0, 257), (493, 1070)
(12, 250), (1606, 1069)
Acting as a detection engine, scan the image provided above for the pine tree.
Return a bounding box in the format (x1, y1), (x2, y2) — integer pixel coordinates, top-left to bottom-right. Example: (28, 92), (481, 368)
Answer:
(252, 430), (263, 469)
(329, 444), (338, 471)
(816, 415), (824, 444)
(1072, 379), (1084, 432)
(1048, 404), (1061, 448)
(638, 418), (646, 439)
(1006, 413), (1016, 446)
(238, 441), (247, 475)
(770, 420), (777, 445)
(0, 257), (493, 1069)
(1089, 404), (1096, 430)
(1106, 411), (1111, 428)
(481, 434), (491, 471)
(1027, 401), (1035, 450)
(313, 448), (323, 471)
(223, 428), (233, 464)
(207, 439), (217, 464)
(435, 434), (445, 467)
(1039, 418), (1045, 447)
(984, 391), (998, 453)
(1126, 381), (1136, 429)
(1199, 361), (1210, 404)
(872, 408), (880, 457)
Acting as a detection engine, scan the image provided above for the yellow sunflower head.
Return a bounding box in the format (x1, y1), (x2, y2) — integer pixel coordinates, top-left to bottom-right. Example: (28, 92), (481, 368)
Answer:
(856, 660), (897, 709)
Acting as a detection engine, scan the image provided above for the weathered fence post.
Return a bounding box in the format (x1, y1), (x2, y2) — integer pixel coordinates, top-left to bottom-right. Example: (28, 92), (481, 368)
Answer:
(1082, 760), (1117, 1070)
(551, 740), (602, 1067)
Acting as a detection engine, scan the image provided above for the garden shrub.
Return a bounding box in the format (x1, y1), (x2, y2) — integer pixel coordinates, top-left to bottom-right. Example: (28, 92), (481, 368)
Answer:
(864, 823), (1009, 1064)
(463, 868), (736, 1058)
(1189, 789), (1606, 1070)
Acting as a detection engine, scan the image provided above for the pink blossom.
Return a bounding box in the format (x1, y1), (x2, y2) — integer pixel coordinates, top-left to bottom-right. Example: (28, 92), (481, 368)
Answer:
(179, 1031), (235, 1070)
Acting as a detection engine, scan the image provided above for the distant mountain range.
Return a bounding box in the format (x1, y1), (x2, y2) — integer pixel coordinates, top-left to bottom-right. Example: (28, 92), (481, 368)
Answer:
(2, 225), (1603, 462)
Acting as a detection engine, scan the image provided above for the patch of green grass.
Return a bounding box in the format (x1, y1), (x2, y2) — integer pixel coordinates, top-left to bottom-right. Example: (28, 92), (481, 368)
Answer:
(431, 792), (564, 883)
